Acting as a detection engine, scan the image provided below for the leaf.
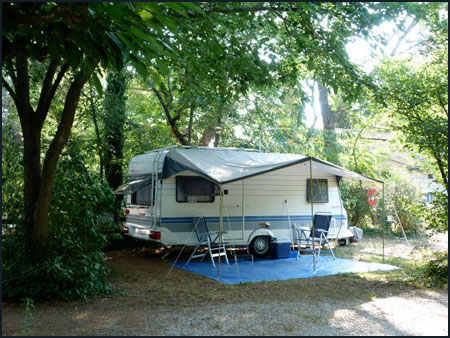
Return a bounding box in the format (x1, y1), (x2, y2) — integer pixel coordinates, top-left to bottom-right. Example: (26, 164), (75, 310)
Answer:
(156, 59), (170, 75)
(92, 73), (103, 96)
(106, 32), (124, 50)
(132, 58), (148, 78)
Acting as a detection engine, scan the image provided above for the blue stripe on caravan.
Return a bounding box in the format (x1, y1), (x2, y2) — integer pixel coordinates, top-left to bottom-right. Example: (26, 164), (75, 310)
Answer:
(161, 215), (347, 224)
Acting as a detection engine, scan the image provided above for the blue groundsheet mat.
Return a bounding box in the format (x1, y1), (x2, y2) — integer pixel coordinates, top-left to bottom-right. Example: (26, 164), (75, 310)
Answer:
(173, 253), (400, 284)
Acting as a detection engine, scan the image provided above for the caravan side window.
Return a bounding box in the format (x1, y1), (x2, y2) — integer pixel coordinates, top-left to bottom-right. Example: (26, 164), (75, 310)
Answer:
(306, 179), (328, 203)
(176, 176), (218, 203)
(131, 183), (154, 205)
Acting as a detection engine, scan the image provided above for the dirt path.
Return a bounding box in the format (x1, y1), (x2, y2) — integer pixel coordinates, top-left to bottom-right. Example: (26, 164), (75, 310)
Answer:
(2, 237), (448, 336)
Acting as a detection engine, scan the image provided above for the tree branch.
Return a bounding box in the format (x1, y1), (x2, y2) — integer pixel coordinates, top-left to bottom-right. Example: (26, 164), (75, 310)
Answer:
(175, 99), (190, 115)
(2, 77), (20, 108)
(389, 21), (417, 57)
(150, 84), (188, 145)
(180, 3), (270, 18)
(36, 59), (59, 117)
(437, 94), (448, 117)
(15, 55), (33, 116)
(151, 85), (173, 123)
(36, 62), (70, 124)
(4, 2), (85, 28)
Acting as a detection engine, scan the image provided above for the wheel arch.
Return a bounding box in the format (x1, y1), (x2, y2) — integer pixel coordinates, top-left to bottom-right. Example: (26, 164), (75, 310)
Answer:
(247, 228), (275, 245)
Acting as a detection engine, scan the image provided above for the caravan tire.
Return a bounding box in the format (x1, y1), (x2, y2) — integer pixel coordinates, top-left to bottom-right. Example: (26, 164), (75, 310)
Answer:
(338, 239), (347, 246)
(249, 236), (270, 257)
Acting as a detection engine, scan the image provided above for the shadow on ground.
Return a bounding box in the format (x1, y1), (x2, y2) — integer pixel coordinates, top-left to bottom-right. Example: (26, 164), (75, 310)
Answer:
(2, 242), (448, 336)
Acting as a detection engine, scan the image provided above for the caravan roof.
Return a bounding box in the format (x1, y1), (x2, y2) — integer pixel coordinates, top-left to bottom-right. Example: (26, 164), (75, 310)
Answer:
(127, 146), (382, 184)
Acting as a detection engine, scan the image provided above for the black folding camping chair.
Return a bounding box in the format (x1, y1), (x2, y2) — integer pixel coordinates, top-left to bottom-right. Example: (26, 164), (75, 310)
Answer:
(186, 216), (229, 268)
(295, 212), (336, 262)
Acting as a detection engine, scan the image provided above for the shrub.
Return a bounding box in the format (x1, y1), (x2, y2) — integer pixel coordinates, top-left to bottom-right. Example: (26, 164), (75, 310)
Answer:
(412, 251), (448, 289)
(386, 178), (425, 235)
(339, 180), (374, 228)
(2, 145), (118, 301)
(422, 190), (448, 233)
(340, 175), (426, 236)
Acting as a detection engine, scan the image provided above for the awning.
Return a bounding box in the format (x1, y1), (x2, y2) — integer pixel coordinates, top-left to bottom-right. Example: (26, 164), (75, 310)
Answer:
(160, 148), (383, 184)
(114, 178), (152, 195)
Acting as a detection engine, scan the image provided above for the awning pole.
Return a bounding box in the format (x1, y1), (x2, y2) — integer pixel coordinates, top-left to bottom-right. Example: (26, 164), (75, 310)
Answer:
(218, 184), (224, 280)
(382, 182), (385, 263)
(242, 180), (245, 240)
(335, 177), (345, 245)
(310, 157), (315, 271)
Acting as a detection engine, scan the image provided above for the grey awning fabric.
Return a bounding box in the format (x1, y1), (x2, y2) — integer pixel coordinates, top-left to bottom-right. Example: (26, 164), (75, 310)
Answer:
(126, 147), (383, 185)
(114, 178), (152, 195)
(128, 151), (166, 177)
(308, 157), (384, 183)
(163, 149), (307, 184)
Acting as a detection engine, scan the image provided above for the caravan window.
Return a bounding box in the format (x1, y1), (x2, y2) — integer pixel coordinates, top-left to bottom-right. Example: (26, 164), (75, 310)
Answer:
(131, 183), (154, 205)
(176, 176), (218, 203)
(306, 179), (328, 203)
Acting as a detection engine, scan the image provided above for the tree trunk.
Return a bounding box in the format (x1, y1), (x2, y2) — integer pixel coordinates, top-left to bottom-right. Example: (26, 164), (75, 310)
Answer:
(32, 72), (92, 246)
(103, 70), (127, 225)
(318, 83), (336, 130)
(199, 128), (215, 146)
(187, 103), (195, 145)
(213, 115), (222, 147)
(22, 123), (42, 231)
(318, 82), (340, 164)
(88, 83), (105, 181)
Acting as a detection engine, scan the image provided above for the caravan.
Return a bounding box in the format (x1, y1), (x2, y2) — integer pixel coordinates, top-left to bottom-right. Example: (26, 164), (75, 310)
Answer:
(116, 146), (380, 256)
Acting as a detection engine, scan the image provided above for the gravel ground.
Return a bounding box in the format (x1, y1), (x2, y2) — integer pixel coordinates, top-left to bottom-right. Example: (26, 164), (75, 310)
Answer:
(138, 291), (448, 336)
(2, 284), (447, 336)
(2, 235), (448, 336)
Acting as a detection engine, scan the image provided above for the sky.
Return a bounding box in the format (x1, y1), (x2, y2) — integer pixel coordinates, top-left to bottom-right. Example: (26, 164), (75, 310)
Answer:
(302, 17), (427, 129)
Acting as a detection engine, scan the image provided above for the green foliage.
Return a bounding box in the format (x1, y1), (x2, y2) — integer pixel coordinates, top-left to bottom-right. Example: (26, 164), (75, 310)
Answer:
(412, 251), (448, 288)
(339, 180), (373, 228)
(1, 122), (24, 226)
(422, 191), (448, 233)
(3, 2), (195, 76)
(102, 70), (128, 187)
(385, 177), (425, 235)
(373, 45), (448, 189)
(2, 143), (117, 301)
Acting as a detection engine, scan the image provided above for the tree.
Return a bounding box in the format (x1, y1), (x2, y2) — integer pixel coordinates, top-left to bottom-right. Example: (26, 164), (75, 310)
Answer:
(102, 69), (128, 223)
(374, 45), (448, 189)
(1, 2), (193, 249)
(143, 2), (419, 148)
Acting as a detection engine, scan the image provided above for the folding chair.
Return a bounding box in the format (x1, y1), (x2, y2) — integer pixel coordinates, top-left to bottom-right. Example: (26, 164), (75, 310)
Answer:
(295, 212), (336, 262)
(186, 216), (229, 268)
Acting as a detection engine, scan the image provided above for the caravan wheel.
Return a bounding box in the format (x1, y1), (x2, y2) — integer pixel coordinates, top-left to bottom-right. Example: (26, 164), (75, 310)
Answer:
(249, 236), (270, 257)
(338, 239), (347, 246)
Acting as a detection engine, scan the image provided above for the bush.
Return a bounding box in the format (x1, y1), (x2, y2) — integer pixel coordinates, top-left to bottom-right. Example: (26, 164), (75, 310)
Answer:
(1, 123), (24, 226)
(340, 175), (426, 236)
(339, 180), (374, 228)
(423, 191), (448, 233)
(387, 178), (425, 235)
(2, 146), (119, 301)
(412, 251), (448, 289)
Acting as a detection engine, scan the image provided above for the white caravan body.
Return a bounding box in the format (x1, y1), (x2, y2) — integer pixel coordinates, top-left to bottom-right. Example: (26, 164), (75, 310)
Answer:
(117, 146), (380, 250)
